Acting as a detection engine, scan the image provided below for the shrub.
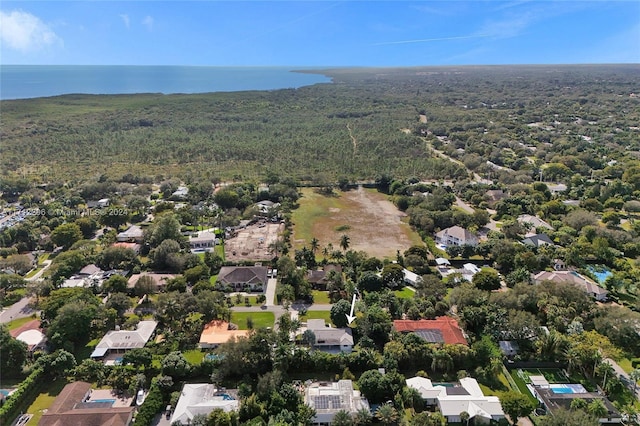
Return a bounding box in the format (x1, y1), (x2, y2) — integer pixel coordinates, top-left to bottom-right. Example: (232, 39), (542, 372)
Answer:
(0, 367), (45, 424)
(133, 381), (166, 426)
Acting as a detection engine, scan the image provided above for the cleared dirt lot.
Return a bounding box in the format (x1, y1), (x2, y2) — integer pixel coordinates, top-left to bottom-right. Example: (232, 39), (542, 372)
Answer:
(225, 221), (284, 262)
(292, 186), (422, 259)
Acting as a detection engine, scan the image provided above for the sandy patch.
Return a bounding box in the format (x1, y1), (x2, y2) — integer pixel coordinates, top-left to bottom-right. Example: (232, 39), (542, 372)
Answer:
(295, 186), (420, 259)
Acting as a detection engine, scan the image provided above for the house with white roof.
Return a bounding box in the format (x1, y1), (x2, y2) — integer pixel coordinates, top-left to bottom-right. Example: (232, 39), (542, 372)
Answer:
(90, 321), (158, 363)
(307, 319), (354, 353)
(533, 270), (608, 301)
(435, 226), (478, 247)
(116, 225), (144, 243)
(517, 214), (553, 231)
(406, 377), (505, 424)
(189, 230), (217, 252)
(402, 268), (422, 286)
(305, 380), (369, 425)
(171, 384), (238, 425)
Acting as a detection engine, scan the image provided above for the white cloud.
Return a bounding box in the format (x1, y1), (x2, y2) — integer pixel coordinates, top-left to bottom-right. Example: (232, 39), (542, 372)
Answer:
(0, 9), (62, 52)
(120, 14), (130, 29)
(142, 15), (153, 31)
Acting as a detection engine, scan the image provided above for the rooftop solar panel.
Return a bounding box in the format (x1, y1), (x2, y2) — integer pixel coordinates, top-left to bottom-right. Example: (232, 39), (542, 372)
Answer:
(414, 329), (444, 343)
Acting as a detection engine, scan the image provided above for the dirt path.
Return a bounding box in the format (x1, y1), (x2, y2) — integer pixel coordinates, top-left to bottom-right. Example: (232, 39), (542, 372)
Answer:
(347, 123), (357, 157)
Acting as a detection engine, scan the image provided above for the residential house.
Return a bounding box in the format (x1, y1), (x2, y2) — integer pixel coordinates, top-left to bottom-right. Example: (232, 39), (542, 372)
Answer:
(171, 384), (239, 425)
(112, 242), (141, 254)
(305, 380), (370, 425)
(87, 198), (110, 209)
(216, 266), (268, 292)
(38, 381), (134, 426)
(11, 319), (46, 354)
(116, 225), (144, 243)
(406, 377), (505, 424)
(199, 320), (250, 349)
(306, 319), (354, 353)
(435, 226), (478, 247)
(189, 230), (217, 252)
(90, 320), (158, 363)
(530, 376), (621, 424)
(438, 263), (482, 283)
(307, 264), (343, 291)
(393, 317), (468, 346)
(403, 268), (422, 287)
(127, 273), (175, 292)
(255, 200), (280, 215)
(517, 214), (553, 231)
(533, 270), (608, 301)
(522, 234), (554, 248)
(171, 186), (189, 199)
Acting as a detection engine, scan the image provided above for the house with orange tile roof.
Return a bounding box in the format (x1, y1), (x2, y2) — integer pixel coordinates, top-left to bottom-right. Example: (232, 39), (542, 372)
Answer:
(393, 317), (468, 345)
(199, 320), (250, 349)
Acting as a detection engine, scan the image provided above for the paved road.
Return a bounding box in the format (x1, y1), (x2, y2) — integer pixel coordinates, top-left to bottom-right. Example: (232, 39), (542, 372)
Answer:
(0, 296), (34, 324)
(605, 358), (640, 401)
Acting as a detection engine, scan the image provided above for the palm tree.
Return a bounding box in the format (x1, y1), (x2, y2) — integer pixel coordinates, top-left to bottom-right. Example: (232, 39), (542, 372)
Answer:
(310, 237), (319, 255)
(353, 407), (372, 425)
(375, 404), (399, 426)
(332, 410), (354, 426)
(587, 399), (608, 418)
(460, 411), (470, 426)
(340, 234), (350, 251)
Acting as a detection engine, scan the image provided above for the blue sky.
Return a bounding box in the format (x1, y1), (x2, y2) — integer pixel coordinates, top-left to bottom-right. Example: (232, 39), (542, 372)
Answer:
(1, 1), (638, 66)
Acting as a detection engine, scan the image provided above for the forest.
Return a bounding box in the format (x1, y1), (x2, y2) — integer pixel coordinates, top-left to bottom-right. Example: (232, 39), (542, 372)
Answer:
(2, 64), (638, 186)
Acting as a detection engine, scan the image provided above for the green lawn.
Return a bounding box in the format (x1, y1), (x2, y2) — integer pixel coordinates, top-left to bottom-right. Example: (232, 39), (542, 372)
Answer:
(394, 287), (416, 299)
(25, 379), (70, 425)
(184, 349), (205, 365)
(25, 267), (42, 278)
(230, 311), (275, 329)
(6, 315), (38, 331)
(301, 310), (333, 325)
(311, 290), (330, 304)
(617, 358), (635, 374)
(215, 244), (225, 260)
(37, 253), (50, 265)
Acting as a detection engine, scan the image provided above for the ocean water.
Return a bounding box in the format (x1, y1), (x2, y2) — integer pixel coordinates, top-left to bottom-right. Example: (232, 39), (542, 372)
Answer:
(0, 65), (332, 100)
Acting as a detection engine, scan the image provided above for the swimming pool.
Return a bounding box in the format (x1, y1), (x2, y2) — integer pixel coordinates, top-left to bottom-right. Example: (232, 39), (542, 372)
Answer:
(218, 393), (235, 400)
(549, 384), (587, 394)
(588, 266), (612, 284)
(0, 389), (10, 397)
(90, 399), (116, 404)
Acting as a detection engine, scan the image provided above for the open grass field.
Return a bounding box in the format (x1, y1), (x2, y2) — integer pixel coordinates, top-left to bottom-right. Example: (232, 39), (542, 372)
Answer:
(25, 379), (69, 425)
(230, 311), (275, 329)
(183, 349), (205, 365)
(292, 187), (422, 259)
(394, 287), (416, 299)
(311, 290), (331, 304)
(301, 310), (333, 325)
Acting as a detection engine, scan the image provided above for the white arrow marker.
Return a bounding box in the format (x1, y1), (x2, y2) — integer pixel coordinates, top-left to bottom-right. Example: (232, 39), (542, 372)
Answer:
(346, 293), (357, 325)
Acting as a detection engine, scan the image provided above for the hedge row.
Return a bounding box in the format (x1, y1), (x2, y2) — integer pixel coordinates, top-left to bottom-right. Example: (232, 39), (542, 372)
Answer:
(0, 367), (45, 424)
(133, 382), (165, 426)
(631, 358), (640, 369)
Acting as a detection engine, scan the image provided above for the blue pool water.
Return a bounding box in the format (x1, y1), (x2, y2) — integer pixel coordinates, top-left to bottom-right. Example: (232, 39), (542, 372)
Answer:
(549, 384), (587, 394)
(0, 390), (10, 397)
(588, 266), (612, 284)
(91, 399), (116, 404)
(219, 393), (234, 400)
